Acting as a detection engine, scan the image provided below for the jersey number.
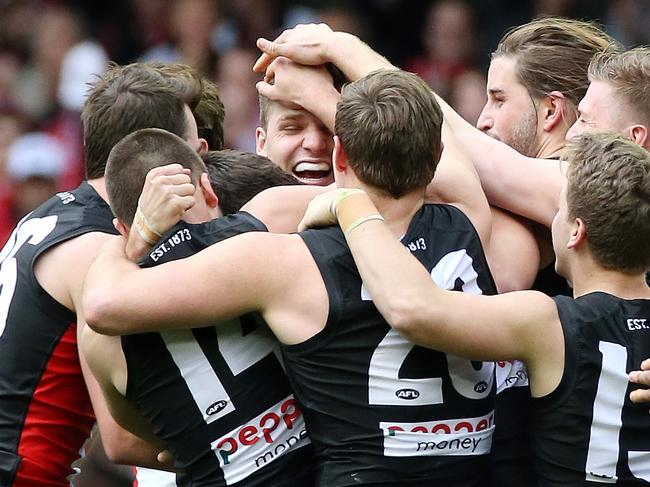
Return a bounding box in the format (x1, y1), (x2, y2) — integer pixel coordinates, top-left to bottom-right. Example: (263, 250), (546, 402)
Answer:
(0, 216), (58, 337)
(586, 341), (650, 482)
(161, 319), (277, 424)
(366, 249), (494, 406)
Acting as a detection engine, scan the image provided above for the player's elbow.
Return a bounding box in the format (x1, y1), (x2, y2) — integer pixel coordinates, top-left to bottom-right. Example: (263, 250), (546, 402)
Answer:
(383, 294), (430, 342)
(84, 291), (121, 336)
(102, 436), (133, 465)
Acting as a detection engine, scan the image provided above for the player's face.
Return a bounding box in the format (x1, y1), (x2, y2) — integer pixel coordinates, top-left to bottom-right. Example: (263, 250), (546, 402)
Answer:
(566, 80), (626, 141)
(551, 181), (571, 280)
(477, 56), (540, 157)
(256, 102), (334, 186)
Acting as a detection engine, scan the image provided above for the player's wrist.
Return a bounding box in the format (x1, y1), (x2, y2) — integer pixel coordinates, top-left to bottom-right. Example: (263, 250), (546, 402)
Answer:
(133, 205), (162, 246)
(334, 189), (382, 234)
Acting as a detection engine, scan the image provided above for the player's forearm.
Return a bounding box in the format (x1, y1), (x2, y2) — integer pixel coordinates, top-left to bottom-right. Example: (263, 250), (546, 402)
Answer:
(434, 93), (561, 226)
(83, 238), (142, 335)
(325, 32), (397, 82)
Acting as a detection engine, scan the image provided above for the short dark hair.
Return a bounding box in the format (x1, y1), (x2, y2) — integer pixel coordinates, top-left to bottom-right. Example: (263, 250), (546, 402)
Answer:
(335, 70), (442, 198)
(82, 63), (189, 180)
(563, 132), (650, 273)
(106, 128), (206, 226)
(195, 79), (226, 150)
(202, 149), (300, 215)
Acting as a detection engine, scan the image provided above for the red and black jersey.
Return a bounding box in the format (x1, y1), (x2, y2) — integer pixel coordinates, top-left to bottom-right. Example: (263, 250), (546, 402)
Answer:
(0, 182), (117, 486)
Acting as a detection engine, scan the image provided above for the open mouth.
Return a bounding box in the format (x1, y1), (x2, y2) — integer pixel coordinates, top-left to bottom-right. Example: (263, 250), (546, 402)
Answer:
(293, 161), (333, 186)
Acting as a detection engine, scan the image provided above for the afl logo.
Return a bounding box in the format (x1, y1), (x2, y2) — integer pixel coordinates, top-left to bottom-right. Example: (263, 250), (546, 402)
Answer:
(206, 400), (228, 416)
(396, 389), (420, 400)
(474, 381), (488, 393)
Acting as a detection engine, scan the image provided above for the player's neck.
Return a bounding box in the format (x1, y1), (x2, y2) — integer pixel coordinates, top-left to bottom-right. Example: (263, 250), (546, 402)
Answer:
(571, 262), (650, 300)
(535, 133), (565, 160)
(87, 177), (109, 203)
(367, 188), (425, 238)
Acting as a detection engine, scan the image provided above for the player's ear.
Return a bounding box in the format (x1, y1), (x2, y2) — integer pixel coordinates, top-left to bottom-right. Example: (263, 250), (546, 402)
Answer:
(113, 218), (129, 239)
(543, 91), (568, 132)
(628, 124), (648, 149)
(333, 136), (348, 173)
(567, 217), (586, 250)
(197, 138), (209, 155)
(255, 127), (268, 156)
(199, 172), (219, 209)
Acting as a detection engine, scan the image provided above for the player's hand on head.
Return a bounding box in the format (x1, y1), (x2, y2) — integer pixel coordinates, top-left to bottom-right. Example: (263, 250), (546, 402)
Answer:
(629, 358), (650, 405)
(256, 57), (335, 109)
(253, 23), (335, 73)
(138, 164), (196, 236)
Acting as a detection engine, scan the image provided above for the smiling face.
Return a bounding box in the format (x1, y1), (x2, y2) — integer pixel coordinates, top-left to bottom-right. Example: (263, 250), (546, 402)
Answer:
(476, 56), (540, 157)
(256, 101), (334, 186)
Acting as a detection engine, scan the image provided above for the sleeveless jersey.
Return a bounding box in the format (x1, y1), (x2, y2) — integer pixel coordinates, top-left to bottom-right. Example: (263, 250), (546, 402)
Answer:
(122, 212), (314, 487)
(489, 260), (571, 486)
(533, 292), (650, 485)
(285, 204), (498, 486)
(0, 182), (117, 486)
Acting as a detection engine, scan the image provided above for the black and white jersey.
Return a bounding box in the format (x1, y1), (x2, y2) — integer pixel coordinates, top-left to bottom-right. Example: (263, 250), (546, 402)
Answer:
(533, 292), (650, 485)
(0, 182), (117, 486)
(489, 260), (571, 486)
(284, 204), (498, 486)
(123, 212), (313, 487)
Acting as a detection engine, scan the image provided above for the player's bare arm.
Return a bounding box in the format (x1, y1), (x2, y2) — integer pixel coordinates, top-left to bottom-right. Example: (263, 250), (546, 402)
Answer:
(256, 25), (563, 229)
(432, 93), (564, 228)
(300, 189), (565, 397)
(253, 23), (395, 82)
(79, 326), (173, 469)
(34, 231), (172, 468)
(83, 232), (327, 345)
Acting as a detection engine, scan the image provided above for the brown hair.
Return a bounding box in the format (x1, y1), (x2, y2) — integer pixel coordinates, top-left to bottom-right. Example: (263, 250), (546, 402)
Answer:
(493, 17), (619, 108)
(106, 128), (206, 226)
(588, 47), (650, 129)
(202, 149), (300, 215)
(563, 132), (650, 273)
(335, 70), (442, 198)
(82, 63), (189, 180)
(145, 62), (226, 149)
(145, 62), (203, 111)
(195, 78), (226, 150)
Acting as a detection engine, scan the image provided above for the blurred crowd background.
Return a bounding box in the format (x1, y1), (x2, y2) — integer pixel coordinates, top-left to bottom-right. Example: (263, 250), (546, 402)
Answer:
(0, 0), (648, 249)
(0, 0), (648, 485)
